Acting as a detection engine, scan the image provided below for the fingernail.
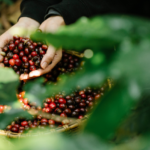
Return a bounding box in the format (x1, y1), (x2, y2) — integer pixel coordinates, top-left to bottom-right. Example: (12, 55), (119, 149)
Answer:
(42, 62), (48, 69)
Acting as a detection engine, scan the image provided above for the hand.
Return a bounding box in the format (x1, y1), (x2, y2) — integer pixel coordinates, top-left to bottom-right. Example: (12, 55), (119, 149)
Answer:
(0, 17), (40, 67)
(20, 16), (65, 80)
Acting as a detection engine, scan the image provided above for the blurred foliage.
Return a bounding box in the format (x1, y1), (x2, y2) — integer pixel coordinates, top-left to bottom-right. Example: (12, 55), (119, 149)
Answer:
(0, 68), (19, 105)
(0, 0), (13, 5)
(1, 15), (150, 149)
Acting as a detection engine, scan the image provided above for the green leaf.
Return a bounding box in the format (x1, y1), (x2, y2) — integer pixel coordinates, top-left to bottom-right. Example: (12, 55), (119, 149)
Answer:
(0, 68), (19, 105)
(23, 78), (48, 106)
(84, 82), (139, 140)
(14, 133), (111, 150)
(0, 0), (13, 5)
(0, 109), (32, 129)
(31, 16), (150, 51)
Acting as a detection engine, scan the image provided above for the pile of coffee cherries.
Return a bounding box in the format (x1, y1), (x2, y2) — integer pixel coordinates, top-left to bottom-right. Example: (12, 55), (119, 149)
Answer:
(43, 51), (82, 83)
(1, 36), (48, 74)
(5, 84), (108, 133)
(1, 36), (82, 82)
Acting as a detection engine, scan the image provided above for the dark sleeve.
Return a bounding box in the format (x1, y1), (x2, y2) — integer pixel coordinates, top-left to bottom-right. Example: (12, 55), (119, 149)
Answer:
(45, 0), (150, 25)
(45, 0), (95, 25)
(19, 0), (61, 24)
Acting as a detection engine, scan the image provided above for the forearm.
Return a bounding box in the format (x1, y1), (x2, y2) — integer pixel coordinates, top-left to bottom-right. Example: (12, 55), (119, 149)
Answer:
(44, 0), (97, 25)
(19, 0), (61, 23)
(44, 0), (150, 25)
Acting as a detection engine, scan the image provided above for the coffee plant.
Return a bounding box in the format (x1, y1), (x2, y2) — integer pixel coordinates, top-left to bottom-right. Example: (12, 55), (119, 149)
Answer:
(1, 15), (150, 150)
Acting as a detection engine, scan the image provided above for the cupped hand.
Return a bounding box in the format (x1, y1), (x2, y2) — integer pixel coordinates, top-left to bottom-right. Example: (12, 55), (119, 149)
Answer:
(0, 17), (40, 68)
(20, 16), (65, 80)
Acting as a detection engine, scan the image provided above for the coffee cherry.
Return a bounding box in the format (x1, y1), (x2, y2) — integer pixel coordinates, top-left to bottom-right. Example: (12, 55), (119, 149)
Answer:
(80, 108), (85, 114)
(42, 45), (48, 50)
(79, 102), (86, 107)
(28, 45), (35, 51)
(29, 65), (36, 71)
(13, 54), (19, 59)
(45, 107), (52, 113)
(45, 98), (52, 103)
(43, 103), (48, 108)
(19, 51), (25, 57)
(11, 127), (18, 132)
(48, 119), (55, 125)
(13, 65), (19, 71)
(28, 54), (32, 60)
(37, 42), (42, 46)
(89, 102), (94, 107)
(54, 108), (62, 114)
(87, 96), (94, 101)
(32, 56), (39, 62)
(7, 52), (13, 59)
(75, 97), (81, 103)
(81, 94), (86, 99)
(62, 119), (69, 125)
(95, 94), (101, 100)
(23, 62), (29, 69)
(4, 60), (9, 65)
(78, 115), (84, 119)
(25, 125), (29, 130)
(64, 108), (71, 115)
(66, 99), (74, 105)
(18, 43), (24, 50)
(21, 121), (28, 126)
(14, 124), (20, 128)
(68, 105), (75, 110)
(41, 118), (48, 123)
(0, 105), (4, 113)
(79, 91), (84, 95)
(29, 60), (35, 66)
(35, 60), (40, 67)
(24, 48), (30, 55)
(22, 56), (28, 62)
(16, 71), (20, 75)
(2, 46), (8, 52)
(33, 42), (37, 47)
(24, 69), (29, 73)
(9, 43), (15, 51)
(15, 40), (20, 46)
(13, 49), (19, 54)
(49, 102), (56, 109)
(13, 35), (20, 40)
(9, 59), (15, 66)
(72, 111), (79, 117)
(58, 98), (66, 104)
(59, 103), (66, 109)
(31, 51), (37, 57)
(60, 112), (67, 117)
(15, 59), (22, 66)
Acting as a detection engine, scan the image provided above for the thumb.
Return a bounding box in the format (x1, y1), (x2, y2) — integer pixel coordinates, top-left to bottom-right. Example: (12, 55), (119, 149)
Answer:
(41, 45), (56, 69)
(0, 32), (13, 62)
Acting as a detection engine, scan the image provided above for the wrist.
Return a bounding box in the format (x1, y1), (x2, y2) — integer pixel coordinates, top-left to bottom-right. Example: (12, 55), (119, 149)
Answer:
(46, 16), (65, 26)
(18, 17), (40, 28)
(41, 16), (65, 33)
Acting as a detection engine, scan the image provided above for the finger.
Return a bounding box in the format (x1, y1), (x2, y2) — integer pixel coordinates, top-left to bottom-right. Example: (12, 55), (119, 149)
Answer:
(20, 74), (29, 81)
(29, 49), (62, 78)
(0, 55), (4, 62)
(41, 45), (56, 69)
(0, 63), (4, 67)
(0, 32), (13, 62)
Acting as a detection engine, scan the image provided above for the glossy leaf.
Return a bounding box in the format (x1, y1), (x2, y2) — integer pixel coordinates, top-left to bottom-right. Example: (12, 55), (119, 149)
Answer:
(84, 82), (140, 140)
(0, 68), (19, 105)
(23, 77), (48, 106)
(31, 16), (150, 51)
